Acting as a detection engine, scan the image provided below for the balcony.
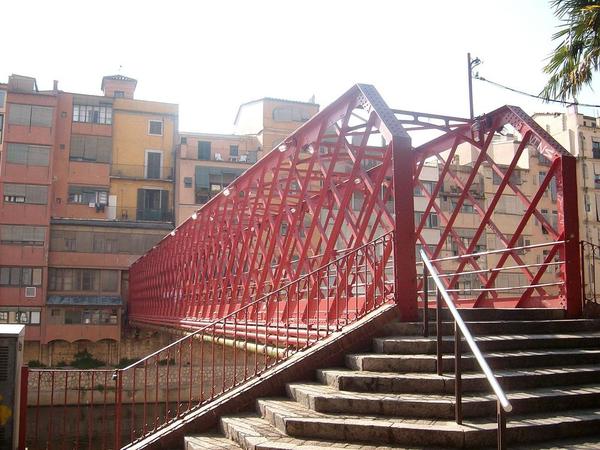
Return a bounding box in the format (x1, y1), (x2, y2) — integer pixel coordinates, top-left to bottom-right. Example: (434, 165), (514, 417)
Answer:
(116, 205), (174, 223)
(110, 164), (174, 181)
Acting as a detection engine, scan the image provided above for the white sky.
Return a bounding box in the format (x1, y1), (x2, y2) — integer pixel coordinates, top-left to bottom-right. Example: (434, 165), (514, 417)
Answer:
(3, 0), (600, 133)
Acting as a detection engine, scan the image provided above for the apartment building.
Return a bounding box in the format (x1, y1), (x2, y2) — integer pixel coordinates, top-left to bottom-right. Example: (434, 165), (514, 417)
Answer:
(427, 133), (562, 301)
(176, 97), (319, 225)
(0, 74), (177, 365)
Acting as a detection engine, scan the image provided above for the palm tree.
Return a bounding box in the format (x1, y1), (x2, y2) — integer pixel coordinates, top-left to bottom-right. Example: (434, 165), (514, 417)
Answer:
(541, 0), (600, 102)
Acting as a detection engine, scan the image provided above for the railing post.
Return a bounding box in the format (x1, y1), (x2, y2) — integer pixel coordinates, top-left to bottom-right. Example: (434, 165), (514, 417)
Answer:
(423, 264), (429, 337)
(18, 366), (28, 450)
(436, 289), (443, 376)
(114, 370), (123, 450)
(454, 321), (462, 425)
(392, 134), (418, 321)
(497, 400), (507, 450)
(557, 155), (582, 318)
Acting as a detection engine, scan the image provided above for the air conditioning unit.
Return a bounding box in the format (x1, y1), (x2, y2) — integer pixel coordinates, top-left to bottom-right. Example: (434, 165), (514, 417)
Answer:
(25, 286), (36, 298)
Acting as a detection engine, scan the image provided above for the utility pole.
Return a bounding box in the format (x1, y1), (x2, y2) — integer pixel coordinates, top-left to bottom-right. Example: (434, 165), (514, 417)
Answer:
(467, 53), (481, 119)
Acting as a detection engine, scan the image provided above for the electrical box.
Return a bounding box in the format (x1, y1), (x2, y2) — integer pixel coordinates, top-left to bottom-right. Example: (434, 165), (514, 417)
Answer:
(0, 325), (25, 450)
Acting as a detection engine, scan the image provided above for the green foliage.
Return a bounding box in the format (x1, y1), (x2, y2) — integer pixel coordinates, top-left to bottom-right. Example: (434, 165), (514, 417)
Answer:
(542, 0), (600, 101)
(70, 349), (105, 369)
(55, 360), (68, 368)
(27, 360), (46, 368)
(157, 357), (176, 366)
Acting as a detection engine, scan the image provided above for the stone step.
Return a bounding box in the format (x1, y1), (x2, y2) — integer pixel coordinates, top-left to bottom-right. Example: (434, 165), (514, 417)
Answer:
(374, 333), (600, 354)
(382, 319), (600, 336)
(346, 348), (600, 372)
(219, 414), (433, 449)
(258, 398), (600, 448)
(185, 434), (243, 449)
(318, 365), (600, 395)
(512, 436), (600, 449)
(286, 382), (600, 419)
(417, 308), (566, 322)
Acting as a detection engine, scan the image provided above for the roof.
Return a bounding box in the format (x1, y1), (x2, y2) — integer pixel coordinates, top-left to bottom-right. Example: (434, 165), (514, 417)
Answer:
(47, 295), (122, 306)
(101, 74), (138, 90)
(234, 96), (319, 125)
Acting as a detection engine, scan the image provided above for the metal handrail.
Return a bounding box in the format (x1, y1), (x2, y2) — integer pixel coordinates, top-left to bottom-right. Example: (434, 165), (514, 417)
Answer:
(422, 240), (565, 264)
(420, 249), (511, 450)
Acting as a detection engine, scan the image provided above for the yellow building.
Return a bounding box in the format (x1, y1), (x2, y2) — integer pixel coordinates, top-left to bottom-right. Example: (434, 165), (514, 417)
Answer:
(176, 97), (319, 225)
(105, 75), (179, 223)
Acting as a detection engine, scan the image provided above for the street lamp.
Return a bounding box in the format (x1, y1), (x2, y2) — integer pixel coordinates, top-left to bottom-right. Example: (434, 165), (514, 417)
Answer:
(467, 53), (482, 119)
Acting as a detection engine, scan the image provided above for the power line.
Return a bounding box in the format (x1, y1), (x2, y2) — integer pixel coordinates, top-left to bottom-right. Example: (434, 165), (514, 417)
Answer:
(474, 74), (600, 109)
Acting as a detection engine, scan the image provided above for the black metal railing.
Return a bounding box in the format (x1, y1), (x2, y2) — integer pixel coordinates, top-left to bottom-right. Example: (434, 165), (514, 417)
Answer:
(110, 164), (174, 181)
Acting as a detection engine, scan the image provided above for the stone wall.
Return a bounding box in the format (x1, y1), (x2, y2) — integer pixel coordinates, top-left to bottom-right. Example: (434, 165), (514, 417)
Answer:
(24, 327), (173, 367)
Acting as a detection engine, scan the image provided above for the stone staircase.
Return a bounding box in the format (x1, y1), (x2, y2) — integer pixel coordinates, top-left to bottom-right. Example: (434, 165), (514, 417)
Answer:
(185, 309), (600, 449)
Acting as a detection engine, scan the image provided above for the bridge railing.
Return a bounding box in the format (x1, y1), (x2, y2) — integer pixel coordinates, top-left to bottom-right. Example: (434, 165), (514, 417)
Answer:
(21, 231), (394, 450)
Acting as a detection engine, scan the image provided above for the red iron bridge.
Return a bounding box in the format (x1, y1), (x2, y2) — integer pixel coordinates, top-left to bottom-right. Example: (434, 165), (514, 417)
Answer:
(20, 84), (584, 449)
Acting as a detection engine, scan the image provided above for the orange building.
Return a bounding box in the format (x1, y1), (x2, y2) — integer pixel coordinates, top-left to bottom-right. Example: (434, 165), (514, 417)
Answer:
(0, 74), (176, 365)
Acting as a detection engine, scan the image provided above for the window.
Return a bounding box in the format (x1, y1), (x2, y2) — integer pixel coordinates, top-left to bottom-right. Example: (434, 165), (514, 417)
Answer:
(70, 135), (112, 163)
(48, 268), (119, 293)
(493, 170), (521, 185)
(113, 91), (125, 98)
(0, 114), (4, 144)
(272, 107), (311, 122)
(0, 225), (45, 245)
(3, 184), (48, 204)
(414, 181), (435, 197)
(0, 267), (42, 286)
(180, 137), (187, 144)
(184, 177), (192, 188)
(16, 311), (29, 324)
(414, 212), (438, 228)
(0, 312), (7, 323)
(6, 143), (50, 166)
(0, 90), (5, 105)
(230, 145), (239, 157)
(136, 189), (170, 221)
(50, 229), (161, 254)
(68, 186), (108, 204)
(73, 104), (112, 124)
(8, 104), (54, 127)
(194, 166), (244, 204)
(63, 308), (117, 325)
(145, 151), (162, 179)
(198, 141), (211, 160)
(30, 311), (40, 324)
(593, 141), (600, 159)
(148, 120), (163, 136)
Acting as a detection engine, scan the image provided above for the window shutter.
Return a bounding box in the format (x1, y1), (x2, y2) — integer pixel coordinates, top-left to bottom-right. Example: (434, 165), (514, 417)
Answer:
(136, 189), (145, 221)
(3, 184), (26, 197)
(70, 135), (85, 159)
(8, 104), (31, 125)
(160, 190), (169, 216)
(96, 137), (112, 163)
(195, 166), (210, 188)
(31, 106), (53, 127)
(28, 146), (50, 166)
(6, 144), (28, 164)
(84, 136), (98, 161)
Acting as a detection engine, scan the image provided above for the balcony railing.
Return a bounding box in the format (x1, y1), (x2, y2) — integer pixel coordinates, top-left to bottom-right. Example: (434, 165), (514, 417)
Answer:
(115, 206), (174, 223)
(110, 164), (174, 181)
